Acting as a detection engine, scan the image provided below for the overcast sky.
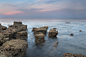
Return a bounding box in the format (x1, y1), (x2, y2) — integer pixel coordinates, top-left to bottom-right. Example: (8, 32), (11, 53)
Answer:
(0, 0), (86, 19)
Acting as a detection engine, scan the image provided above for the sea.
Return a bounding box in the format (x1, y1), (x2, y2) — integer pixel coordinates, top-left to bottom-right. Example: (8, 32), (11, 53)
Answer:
(0, 18), (86, 57)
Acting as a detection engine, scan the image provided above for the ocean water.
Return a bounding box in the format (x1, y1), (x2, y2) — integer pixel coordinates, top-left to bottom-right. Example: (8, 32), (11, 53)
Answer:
(0, 19), (86, 57)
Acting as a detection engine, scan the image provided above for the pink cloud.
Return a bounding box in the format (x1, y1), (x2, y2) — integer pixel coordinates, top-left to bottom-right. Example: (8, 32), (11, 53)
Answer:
(4, 11), (23, 15)
(0, 9), (5, 10)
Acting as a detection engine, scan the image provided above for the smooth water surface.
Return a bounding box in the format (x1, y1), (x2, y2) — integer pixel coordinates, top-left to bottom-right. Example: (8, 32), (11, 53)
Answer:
(0, 19), (86, 57)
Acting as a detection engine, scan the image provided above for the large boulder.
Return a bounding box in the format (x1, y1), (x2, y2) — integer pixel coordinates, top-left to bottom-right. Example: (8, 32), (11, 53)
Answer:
(63, 53), (86, 57)
(35, 33), (45, 44)
(0, 39), (28, 57)
(0, 21), (27, 40)
(16, 31), (27, 40)
(48, 28), (58, 38)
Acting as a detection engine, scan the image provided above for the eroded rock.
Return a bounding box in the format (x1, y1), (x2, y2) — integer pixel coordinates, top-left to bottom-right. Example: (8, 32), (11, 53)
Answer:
(0, 39), (28, 57)
(16, 31), (27, 40)
(35, 33), (45, 44)
(0, 24), (7, 32)
(32, 26), (48, 35)
(48, 28), (58, 38)
(0, 38), (9, 46)
(0, 21), (27, 40)
(63, 53), (86, 57)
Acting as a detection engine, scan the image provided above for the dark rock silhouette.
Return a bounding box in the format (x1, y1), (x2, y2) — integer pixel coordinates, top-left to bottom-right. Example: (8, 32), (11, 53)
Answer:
(70, 33), (73, 36)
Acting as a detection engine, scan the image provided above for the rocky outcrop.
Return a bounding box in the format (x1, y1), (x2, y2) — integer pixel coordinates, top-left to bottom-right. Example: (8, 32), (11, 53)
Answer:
(13, 21), (22, 25)
(0, 37), (9, 46)
(35, 33), (45, 44)
(0, 39), (28, 57)
(32, 27), (37, 32)
(0, 24), (7, 32)
(0, 21), (28, 57)
(63, 53), (86, 57)
(32, 26), (48, 35)
(48, 28), (58, 38)
(16, 31), (27, 40)
(40, 26), (48, 30)
(32, 26), (48, 44)
(0, 21), (27, 40)
(34, 28), (47, 35)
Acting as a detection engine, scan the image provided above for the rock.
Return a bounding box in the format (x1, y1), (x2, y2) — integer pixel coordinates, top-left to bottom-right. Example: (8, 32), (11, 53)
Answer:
(34, 28), (47, 35)
(79, 30), (82, 32)
(21, 25), (27, 31)
(53, 28), (57, 30)
(0, 38), (9, 46)
(0, 51), (12, 57)
(48, 28), (58, 38)
(54, 41), (58, 48)
(65, 22), (70, 24)
(0, 39), (28, 57)
(70, 33), (73, 36)
(54, 44), (57, 48)
(0, 21), (27, 40)
(13, 21), (22, 25)
(16, 31), (27, 40)
(0, 22), (28, 57)
(35, 33), (45, 44)
(32, 26), (48, 35)
(40, 26), (48, 30)
(0, 24), (7, 31)
(32, 27), (37, 32)
(63, 53), (86, 57)
(1, 26), (7, 30)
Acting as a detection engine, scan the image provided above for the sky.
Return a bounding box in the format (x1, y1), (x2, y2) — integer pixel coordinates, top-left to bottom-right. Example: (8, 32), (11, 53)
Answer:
(0, 0), (86, 19)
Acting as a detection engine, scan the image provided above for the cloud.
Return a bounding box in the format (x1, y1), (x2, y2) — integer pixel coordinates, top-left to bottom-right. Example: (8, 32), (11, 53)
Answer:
(0, 0), (86, 19)
(28, 1), (86, 12)
(4, 11), (23, 15)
